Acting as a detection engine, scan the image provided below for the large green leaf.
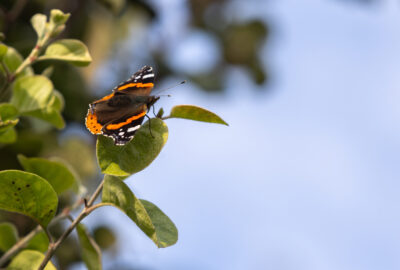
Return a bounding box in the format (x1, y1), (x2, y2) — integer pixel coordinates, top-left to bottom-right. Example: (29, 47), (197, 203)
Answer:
(77, 224), (102, 270)
(0, 222), (18, 252)
(11, 75), (53, 114)
(25, 231), (49, 253)
(97, 118), (168, 176)
(0, 47), (33, 76)
(18, 155), (76, 195)
(102, 175), (178, 248)
(0, 170), (58, 228)
(6, 250), (56, 270)
(169, 105), (228, 125)
(39, 39), (92, 66)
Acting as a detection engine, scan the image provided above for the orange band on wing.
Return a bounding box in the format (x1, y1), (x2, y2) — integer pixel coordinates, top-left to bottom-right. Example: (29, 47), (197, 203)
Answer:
(117, 83), (154, 91)
(85, 110), (103, 134)
(93, 92), (114, 104)
(106, 111), (146, 130)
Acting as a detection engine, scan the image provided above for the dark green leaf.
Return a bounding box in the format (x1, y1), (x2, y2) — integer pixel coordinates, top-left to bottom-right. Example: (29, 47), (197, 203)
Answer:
(0, 170), (58, 227)
(39, 39), (92, 66)
(97, 118), (168, 176)
(11, 75), (53, 114)
(93, 226), (116, 250)
(77, 224), (102, 270)
(102, 175), (178, 247)
(25, 231), (49, 253)
(18, 155), (76, 194)
(169, 105), (228, 125)
(31, 14), (47, 39)
(6, 250), (56, 270)
(0, 222), (18, 252)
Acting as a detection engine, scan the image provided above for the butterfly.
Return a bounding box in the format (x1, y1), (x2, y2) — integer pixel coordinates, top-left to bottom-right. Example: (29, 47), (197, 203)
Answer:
(85, 66), (159, 145)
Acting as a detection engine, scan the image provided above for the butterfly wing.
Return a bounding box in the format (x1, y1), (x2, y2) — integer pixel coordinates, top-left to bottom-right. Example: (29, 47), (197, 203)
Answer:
(85, 66), (158, 145)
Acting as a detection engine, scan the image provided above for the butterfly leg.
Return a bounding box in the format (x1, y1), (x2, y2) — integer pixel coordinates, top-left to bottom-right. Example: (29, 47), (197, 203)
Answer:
(145, 114), (155, 138)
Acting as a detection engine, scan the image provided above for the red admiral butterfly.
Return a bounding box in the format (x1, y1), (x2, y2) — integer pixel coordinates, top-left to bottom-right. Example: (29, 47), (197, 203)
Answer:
(85, 66), (159, 145)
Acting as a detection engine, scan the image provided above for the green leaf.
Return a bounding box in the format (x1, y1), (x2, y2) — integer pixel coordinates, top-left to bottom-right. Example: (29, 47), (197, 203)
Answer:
(41, 66), (54, 78)
(140, 199), (178, 247)
(49, 9), (70, 26)
(169, 105), (228, 125)
(0, 170), (58, 228)
(24, 90), (65, 129)
(31, 14), (47, 39)
(0, 222), (18, 252)
(39, 39), (92, 66)
(25, 231), (49, 253)
(0, 103), (18, 121)
(93, 226), (116, 250)
(0, 44), (8, 60)
(97, 118), (168, 176)
(0, 128), (17, 144)
(0, 47), (33, 77)
(6, 250), (56, 270)
(18, 155), (76, 195)
(102, 175), (178, 247)
(0, 103), (19, 132)
(77, 224), (102, 270)
(11, 75), (54, 114)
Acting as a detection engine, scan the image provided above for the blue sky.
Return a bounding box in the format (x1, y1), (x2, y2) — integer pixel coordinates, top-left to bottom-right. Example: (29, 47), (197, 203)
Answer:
(82, 1), (400, 269)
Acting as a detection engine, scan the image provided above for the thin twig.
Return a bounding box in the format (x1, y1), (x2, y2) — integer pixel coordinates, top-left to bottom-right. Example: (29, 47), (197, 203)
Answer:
(38, 180), (105, 270)
(0, 198), (84, 267)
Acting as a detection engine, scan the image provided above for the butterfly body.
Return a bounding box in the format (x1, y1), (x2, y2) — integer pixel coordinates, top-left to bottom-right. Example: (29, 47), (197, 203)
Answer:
(85, 66), (158, 145)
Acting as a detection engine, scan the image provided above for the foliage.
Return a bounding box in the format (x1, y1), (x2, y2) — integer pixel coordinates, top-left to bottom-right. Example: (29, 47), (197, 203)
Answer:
(0, 7), (227, 270)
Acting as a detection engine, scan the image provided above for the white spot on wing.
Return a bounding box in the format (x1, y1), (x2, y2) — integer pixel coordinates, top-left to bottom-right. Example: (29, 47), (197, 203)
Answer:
(142, 74), (154, 79)
(127, 125), (141, 133)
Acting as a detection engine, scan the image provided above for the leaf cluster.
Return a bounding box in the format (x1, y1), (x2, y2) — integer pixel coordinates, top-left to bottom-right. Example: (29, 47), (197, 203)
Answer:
(0, 8), (227, 270)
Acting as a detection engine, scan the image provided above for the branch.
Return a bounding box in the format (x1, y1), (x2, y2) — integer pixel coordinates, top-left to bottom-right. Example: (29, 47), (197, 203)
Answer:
(0, 204), (76, 267)
(38, 180), (105, 270)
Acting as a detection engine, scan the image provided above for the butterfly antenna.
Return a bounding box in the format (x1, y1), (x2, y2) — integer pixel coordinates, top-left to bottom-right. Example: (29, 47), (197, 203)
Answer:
(155, 80), (186, 95)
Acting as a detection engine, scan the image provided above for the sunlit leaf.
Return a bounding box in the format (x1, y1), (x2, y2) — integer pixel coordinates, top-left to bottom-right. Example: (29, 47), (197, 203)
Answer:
(6, 250), (56, 270)
(169, 105), (228, 125)
(31, 14), (47, 39)
(0, 47), (33, 77)
(97, 118), (168, 176)
(0, 170), (58, 227)
(0, 222), (18, 252)
(25, 231), (49, 253)
(11, 75), (53, 114)
(39, 39), (92, 66)
(102, 175), (178, 247)
(18, 155), (76, 194)
(23, 90), (65, 129)
(77, 224), (102, 270)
